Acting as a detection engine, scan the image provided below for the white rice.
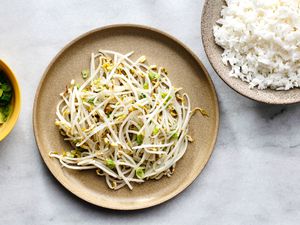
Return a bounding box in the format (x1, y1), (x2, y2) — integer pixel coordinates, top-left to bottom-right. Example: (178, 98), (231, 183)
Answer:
(213, 0), (300, 90)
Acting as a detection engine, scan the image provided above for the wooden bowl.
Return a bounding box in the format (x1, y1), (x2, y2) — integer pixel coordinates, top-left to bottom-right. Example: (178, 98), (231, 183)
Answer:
(201, 0), (300, 104)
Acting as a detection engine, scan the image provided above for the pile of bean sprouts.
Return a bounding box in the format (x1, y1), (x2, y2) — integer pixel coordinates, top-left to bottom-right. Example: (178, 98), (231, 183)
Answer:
(49, 50), (207, 190)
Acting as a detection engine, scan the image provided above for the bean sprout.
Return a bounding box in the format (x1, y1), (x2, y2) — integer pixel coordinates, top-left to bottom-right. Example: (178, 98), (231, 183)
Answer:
(49, 50), (206, 190)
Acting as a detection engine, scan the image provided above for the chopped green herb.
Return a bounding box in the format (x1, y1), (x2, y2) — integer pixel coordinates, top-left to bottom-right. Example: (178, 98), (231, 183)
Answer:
(161, 92), (172, 105)
(105, 159), (116, 169)
(135, 167), (145, 179)
(1, 92), (12, 102)
(0, 112), (5, 123)
(1, 83), (11, 92)
(81, 69), (89, 79)
(88, 98), (95, 104)
(148, 71), (160, 81)
(139, 93), (146, 99)
(143, 82), (149, 89)
(0, 73), (13, 124)
(171, 132), (179, 139)
(165, 96), (172, 103)
(153, 126), (159, 135)
(136, 134), (144, 145)
(161, 92), (167, 98)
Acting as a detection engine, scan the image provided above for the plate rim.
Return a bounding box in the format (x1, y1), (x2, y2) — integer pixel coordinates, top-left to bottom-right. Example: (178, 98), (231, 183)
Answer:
(201, 0), (300, 105)
(33, 24), (220, 210)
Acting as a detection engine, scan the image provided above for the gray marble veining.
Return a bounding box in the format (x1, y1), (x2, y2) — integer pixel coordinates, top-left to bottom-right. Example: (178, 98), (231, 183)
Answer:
(0, 0), (299, 224)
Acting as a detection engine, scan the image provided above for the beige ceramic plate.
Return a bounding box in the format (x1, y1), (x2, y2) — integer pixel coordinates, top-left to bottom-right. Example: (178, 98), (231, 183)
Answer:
(33, 24), (219, 210)
(202, 0), (300, 104)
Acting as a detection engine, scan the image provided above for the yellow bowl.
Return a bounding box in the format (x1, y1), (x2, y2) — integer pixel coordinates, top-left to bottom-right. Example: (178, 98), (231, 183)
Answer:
(0, 60), (21, 141)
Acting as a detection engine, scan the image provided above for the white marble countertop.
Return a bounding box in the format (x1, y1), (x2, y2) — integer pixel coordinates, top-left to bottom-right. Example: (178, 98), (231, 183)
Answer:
(0, 0), (299, 224)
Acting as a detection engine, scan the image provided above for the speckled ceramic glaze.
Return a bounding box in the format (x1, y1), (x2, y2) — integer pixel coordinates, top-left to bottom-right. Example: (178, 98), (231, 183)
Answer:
(33, 24), (219, 210)
(201, 0), (300, 104)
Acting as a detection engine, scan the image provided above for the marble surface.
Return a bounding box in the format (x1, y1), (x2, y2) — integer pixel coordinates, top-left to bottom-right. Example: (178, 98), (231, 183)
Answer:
(0, 0), (299, 224)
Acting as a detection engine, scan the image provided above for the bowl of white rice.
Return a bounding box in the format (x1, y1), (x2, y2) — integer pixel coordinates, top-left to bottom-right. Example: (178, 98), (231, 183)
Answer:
(202, 0), (300, 104)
